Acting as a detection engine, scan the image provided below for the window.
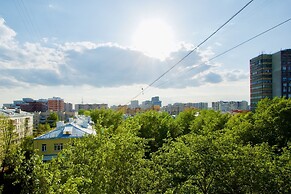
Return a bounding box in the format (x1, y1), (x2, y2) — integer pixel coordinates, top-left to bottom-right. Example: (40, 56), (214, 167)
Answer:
(42, 144), (47, 152)
(54, 143), (63, 151)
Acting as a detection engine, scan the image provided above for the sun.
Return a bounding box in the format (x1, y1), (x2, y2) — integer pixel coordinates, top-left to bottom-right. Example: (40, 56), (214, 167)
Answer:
(132, 19), (175, 60)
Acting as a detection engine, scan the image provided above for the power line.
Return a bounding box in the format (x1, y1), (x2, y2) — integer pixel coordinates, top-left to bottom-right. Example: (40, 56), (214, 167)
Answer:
(13, 0), (41, 42)
(153, 17), (291, 89)
(209, 17), (291, 61)
(128, 0), (254, 103)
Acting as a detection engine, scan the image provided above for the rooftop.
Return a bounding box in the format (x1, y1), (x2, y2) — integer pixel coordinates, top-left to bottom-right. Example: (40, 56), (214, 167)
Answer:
(34, 116), (95, 140)
(0, 108), (33, 118)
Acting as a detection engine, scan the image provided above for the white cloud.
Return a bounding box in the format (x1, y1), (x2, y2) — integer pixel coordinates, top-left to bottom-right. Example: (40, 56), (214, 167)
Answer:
(0, 18), (18, 50)
(60, 41), (98, 52)
(0, 17), (248, 92)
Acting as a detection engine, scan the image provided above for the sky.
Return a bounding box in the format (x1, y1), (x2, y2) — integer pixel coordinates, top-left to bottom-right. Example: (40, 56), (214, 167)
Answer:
(0, 0), (290, 107)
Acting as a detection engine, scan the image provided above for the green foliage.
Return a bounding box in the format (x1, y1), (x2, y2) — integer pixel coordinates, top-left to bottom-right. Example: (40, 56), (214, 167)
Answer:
(78, 109), (90, 116)
(0, 116), (17, 171)
(1, 98), (290, 193)
(77, 109), (85, 115)
(253, 97), (291, 149)
(190, 110), (230, 135)
(132, 111), (179, 155)
(175, 108), (198, 135)
(34, 123), (51, 137)
(0, 131), (40, 194)
(33, 130), (152, 193)
(152, 133), (285, 194)
(90, 109), (123, 132)
(224, 112), (256, 144)
(46, 112), (59, 128)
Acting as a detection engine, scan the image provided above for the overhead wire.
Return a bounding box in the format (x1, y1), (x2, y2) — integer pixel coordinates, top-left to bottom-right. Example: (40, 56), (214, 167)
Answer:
(152, 17), (291, 89)
(128, 0), (254, 104)
(19, 0), (42, 41)
(12, 0), (42, 42)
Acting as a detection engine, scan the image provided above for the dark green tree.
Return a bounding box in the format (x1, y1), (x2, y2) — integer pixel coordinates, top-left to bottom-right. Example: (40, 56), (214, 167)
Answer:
(0, 116), (17, 174)
(46, 112), (59, 128)
(31, 124), (153, 193)
(190, 109), (230, 135)
(34, 123), (51, 137)
(175, 108), (198, 135)
(253, 97), (291, 149)
(132, 110), (179, 155)
(90, 109), (123, 132)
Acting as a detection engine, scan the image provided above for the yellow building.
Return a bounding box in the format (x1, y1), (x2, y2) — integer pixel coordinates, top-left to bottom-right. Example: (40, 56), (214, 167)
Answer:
(33, 117), (95, 161)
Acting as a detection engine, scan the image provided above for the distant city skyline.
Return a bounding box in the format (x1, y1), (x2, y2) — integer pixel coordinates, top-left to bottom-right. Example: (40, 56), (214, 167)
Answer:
(0, 1), (291, 106)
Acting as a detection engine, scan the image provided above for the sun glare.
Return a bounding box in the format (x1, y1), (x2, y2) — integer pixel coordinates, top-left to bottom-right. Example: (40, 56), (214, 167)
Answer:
(132, 19), (175, 60)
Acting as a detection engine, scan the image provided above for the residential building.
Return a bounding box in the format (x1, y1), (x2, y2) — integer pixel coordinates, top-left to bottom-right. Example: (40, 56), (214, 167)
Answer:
(0, 108), (33, 142)
(250, 49), (291, 110)
(141, 100), (152, 110)
(20, 101), (48, 112)
(162, 103), (185, 115)
(129, 100), (139, 109)
(33, 111), (77, 129)
(212, 101), (249, 112)
(162, 102), (208, 115)
(250, 54), (273, 111)
(185, 102), (208, 110)
(33, 116), (95, 161)
(272, 49), (291, 98)
(64, 102), (73, 112)
(75, 103), (108, 111)
(3, 98), (48, 112)
(151, 96), (162, 107)
(48, 97), (65, 112)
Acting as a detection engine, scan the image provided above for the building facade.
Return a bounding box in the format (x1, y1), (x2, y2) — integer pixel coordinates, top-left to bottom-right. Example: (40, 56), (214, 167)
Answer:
(33, 116), (95, 161)
(20, 101), (48, 112)
(64, 102), (73, 112)
(74, 103), (108, 111)
(141, 100), (152, 110)
(129, 100), (139, 109)
(212, 101), (249, 112)
(162, 102), (208, 115)
(151, 96), (162, 107)
(250, 49), (291, 110)
(48, 97), (65, 112)
(272, 49), (291, 98)
(0, 109), (33, 142)
(250, 54), (273, 111)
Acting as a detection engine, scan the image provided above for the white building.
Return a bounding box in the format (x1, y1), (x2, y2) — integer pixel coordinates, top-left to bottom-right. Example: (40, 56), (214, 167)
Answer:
(0, 109), (33, 142)
(212, 101), (249, 112)
(162, 102), (208, 115)
(129, 100), (139, 109)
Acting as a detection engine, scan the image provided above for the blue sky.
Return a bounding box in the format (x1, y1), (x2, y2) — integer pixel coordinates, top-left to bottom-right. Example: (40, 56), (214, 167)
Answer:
(0, 0), (290, 106)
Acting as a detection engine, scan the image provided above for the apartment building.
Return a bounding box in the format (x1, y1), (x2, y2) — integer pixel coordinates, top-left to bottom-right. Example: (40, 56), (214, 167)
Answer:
(0, 109), (33, 142)
(250, 49), (291, 110)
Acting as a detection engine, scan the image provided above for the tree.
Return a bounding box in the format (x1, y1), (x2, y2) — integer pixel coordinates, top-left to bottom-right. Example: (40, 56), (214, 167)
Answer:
(0, 117), (40, 194)
(31, 123), (153, 193)
(152, 132), (282, 194)
(0, 116), (17, 174)
(90, 109), (123, 132)
(132, 111), (179, 155)
(224, 111), (256, 145)
(175, 108), (198, 135)
(78, 109), (90, 116)
(253, 97), (291, 149)
(34, 123), (51, 137)
(190, 110), (230, 135)
(46, 112), (58, 128)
